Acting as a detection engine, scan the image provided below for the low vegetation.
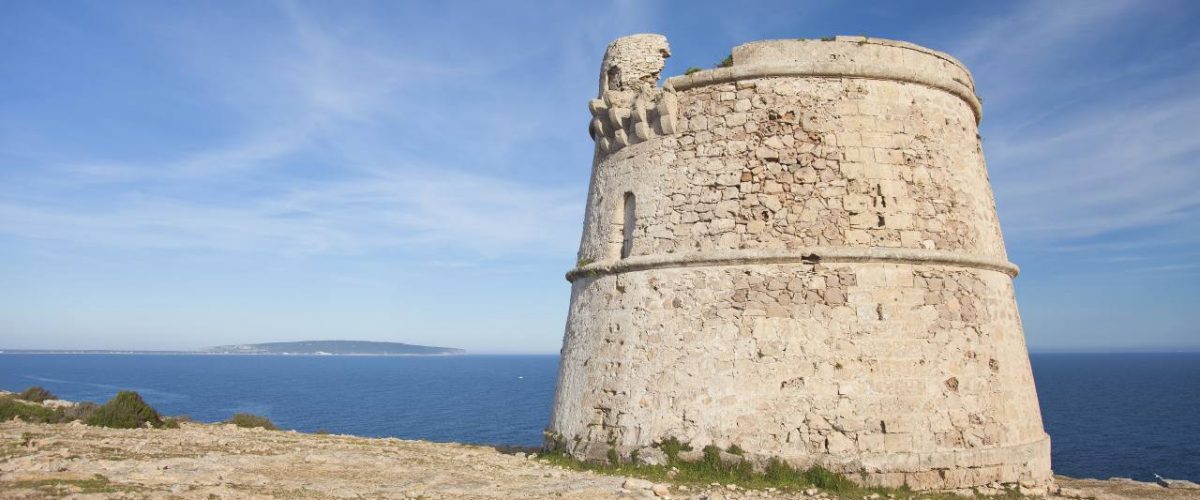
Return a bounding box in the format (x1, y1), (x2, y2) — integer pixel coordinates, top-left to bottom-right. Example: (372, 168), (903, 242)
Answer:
(225, 413), (278, 430)
(4, 386), (265, 432)
(2, 474), (135, 495)
(684, 66), (702, 75)
(63, 401), (99, 421)
(716, 54), (734, 68)
(85, 391), (165, 429)
(0, 396), (67, 423)
(16, 386), (57, 403)
(541, 434), (862, 493)
(538, 435), (1028, 499)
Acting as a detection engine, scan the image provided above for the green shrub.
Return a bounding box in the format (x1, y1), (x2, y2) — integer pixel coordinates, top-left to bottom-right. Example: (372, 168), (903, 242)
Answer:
(715, 54), (733, 68)
(16, 386), (57, 403)
(538, 437), (878, 495)
(63, 401), (99, 422)
(800, 464), (859, 491)
(0, 396), (65, 423)
(85, 391), (164, 429)
(161, 415), (191, 429)
(695, 445), (754, 480)
(684, 66), (702, 75)
(225, 413), (277, 430)
(656, 436), (691, 460)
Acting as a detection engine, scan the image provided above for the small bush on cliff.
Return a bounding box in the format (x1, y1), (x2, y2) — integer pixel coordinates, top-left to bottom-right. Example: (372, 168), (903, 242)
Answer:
(0, 396), (65, 423)
(161, 415), (192, 429)
(63, 401), (99, 422)
(715, 54), (733, 68)
(225, 413), (277, 430)
(684, 66), (701, 75)
(16, 386), (57, 403)
(85, 391), (164, 429)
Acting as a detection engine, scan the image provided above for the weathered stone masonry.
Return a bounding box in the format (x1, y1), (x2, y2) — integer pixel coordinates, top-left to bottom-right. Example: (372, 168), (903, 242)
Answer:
(549, 35), (1052, 490)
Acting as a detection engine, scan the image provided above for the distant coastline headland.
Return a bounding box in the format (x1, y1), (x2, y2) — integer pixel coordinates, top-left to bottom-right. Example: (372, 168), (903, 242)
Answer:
(0, 340), (465, 356)
(204, 340), (465, 356)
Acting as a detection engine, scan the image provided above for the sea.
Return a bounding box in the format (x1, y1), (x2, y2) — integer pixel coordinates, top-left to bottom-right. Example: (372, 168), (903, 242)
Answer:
(0, 352), (1196, 482)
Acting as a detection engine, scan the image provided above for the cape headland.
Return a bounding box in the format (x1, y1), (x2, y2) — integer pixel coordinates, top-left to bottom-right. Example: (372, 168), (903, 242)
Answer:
(203, 340), (465, 356)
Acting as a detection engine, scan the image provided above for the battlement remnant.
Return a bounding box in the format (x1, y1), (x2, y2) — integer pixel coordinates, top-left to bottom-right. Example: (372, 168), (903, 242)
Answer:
(588, 34), (681, 155)
(549, 35), (1052, 491)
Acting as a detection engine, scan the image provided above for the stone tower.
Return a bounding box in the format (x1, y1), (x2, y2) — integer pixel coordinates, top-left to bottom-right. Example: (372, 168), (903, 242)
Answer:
(548, 34), (1051, 490)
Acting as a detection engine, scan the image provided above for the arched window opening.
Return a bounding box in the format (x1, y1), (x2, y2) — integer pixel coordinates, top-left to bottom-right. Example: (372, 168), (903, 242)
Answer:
(621, 192), (635, 259)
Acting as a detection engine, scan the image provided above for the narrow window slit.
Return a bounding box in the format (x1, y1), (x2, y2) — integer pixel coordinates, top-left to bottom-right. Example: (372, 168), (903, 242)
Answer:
(621, 192), (635, 259)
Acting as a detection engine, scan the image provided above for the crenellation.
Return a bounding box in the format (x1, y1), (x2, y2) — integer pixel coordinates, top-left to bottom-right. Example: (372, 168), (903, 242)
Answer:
(552, 35), (1050, 491)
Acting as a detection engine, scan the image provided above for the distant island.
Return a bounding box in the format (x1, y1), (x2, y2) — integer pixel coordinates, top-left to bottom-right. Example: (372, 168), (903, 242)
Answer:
(1, 340), (464, 356)
(203, 340), (464, 356)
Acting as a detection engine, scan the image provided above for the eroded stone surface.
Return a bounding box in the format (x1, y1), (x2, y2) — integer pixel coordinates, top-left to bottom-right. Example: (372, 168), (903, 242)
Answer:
(551, 35), (1050, 490)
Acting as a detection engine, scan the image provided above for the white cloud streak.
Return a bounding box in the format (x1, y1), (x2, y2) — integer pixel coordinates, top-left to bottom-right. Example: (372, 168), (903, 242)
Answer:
(0, 1), (610, 261)
(953, 0), (1200, 263)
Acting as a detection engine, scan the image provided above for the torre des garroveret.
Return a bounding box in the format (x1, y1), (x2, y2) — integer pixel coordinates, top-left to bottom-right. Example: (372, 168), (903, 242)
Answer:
(548, 35), (1052, 490)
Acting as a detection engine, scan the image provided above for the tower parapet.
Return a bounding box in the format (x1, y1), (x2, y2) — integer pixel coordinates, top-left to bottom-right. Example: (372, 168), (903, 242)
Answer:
(550, 35), (1051, 491)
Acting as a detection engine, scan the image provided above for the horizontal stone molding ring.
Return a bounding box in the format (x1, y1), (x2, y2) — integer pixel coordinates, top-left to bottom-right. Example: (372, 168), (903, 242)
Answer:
(665, 63), (983, 124)
(566, 247), (1019, 282)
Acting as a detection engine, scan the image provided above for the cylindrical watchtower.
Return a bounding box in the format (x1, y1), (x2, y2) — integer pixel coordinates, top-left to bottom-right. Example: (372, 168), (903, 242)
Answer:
(548, 34), (1051, 490)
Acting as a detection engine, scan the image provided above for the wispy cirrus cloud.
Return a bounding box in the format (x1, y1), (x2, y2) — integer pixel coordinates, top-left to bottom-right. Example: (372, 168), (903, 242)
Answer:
(949, 0), (1200, 266)
(0, 1), (617, 261)
(0, 170), (581, 257)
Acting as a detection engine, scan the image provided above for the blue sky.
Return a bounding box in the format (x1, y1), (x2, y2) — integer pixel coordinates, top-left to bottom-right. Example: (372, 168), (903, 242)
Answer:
(1, 0), (1196, 353)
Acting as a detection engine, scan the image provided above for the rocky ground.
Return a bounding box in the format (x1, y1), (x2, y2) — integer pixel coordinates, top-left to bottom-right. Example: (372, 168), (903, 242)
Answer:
(2, 421), (1198, 499)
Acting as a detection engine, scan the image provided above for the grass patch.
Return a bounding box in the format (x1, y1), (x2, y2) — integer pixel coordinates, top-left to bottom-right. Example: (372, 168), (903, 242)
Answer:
(225, 413), (278, 430)
(5, 474), (138, 494)
(85, 391), (164, 429)
(684, 66), (702, 76)
(535, 440), (1031, 499)
(715, 54), (733, 68)
(538, 440), (872, 495)
(657, 436), (691, 460)
(0, 396), (67, 423)
(16, 386), (56, 403)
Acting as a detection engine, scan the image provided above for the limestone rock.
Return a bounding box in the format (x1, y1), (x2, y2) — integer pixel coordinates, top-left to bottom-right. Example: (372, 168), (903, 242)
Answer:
(637, 447), (668, 466)
(624, 477), (654, 490)
(1156, 474), (1200, 489)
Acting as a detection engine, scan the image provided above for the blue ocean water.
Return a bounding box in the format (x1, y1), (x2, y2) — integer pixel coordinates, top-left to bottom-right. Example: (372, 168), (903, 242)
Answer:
(1030, 353), (1199, 482)
(0, 354), (559, 446)
(0, 352), (1196, 482)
